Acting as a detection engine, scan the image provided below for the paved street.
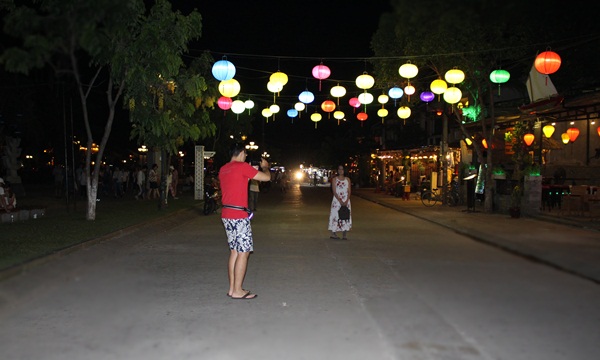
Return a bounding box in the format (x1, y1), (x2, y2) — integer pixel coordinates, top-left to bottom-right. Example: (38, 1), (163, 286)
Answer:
(1, 183), (599, 360)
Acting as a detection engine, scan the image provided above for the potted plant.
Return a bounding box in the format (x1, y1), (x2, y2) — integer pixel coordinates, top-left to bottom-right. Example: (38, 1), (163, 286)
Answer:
(509, 185), (522, 218)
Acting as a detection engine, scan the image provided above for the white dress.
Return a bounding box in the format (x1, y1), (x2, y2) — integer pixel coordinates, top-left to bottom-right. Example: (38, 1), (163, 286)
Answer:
(328, 177), (352, 232)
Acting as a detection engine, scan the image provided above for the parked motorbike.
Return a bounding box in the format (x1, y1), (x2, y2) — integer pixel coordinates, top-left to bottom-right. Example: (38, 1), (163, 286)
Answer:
(203, 183), (221, 215)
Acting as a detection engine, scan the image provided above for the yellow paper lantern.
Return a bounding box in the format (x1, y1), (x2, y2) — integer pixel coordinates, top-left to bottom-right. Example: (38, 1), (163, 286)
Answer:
(542, 124), (555, 138)
(445, 68), (465, 85)
(397, 106), (411, 119)
(377, 94), (389, 104)
(464, 137), (472, 146)
(430, 79), (448, 95)
(333, 110), (345, 120)
(377, 108), (389, 118)
(330, 85), (347, 98)
(399, 62), (418, 80)
(261, 108), (272, 118)
(269, 71), (288, 87)
(443, 87), (462, 104)
(561, 133), (570, 144)
(355, 72), (375, 90)
(294, 102), (305, 112)
(218, 79), (241, 97)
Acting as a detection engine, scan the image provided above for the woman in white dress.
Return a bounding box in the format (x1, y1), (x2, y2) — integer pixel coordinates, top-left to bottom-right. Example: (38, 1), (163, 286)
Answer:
(328, 165), (352, 240)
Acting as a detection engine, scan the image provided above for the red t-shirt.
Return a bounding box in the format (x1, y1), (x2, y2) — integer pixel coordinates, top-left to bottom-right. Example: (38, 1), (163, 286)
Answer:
(218, 161), (259, 219)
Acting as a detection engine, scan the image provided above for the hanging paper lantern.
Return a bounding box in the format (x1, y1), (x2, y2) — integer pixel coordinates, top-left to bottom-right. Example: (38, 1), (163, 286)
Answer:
(377, 108), (388, 118)
(388, 86), (404, 100)
(270, 71), (288, 87)
(267, 81), (283, 94)
(443, 87), (462, 104)
(430, 79), (448, 95)
(294, 102), (306, 112)
(597, 127), (600, 137)
(298, 90), (315, 104)
(397, 106), (411, 119)
(378, 94), (389, 105)
(355, 72), (375, 90)
(349, 97), (361, 108)
(333, 110), (345, 120)
(330, 85), (347, 98)
(312, 63), (331, 80)
(420, 91), (435, 103)
(523, 133), (535, 146)
(543, 124), (555, 138)
(445, 68), (465, 85)
(489, 69), (510, 84)
(356, 112), (368, 121)
(482, 139), (488, 149)
(398, 62), (418, 80)
(312, 63), (331, 91)
(490, 69), (510, 95)
(217, 96), (232, 110)
(567, 127), (580, 142)
(287, 109), (298, 118)
(464, 137), (473, 146)
(244, 99), (254, 109)
(561, 133), (570, 144)
(231, 100), (246, 114)
(333, 110), (345, 125)
(404, 85), (415, 96)
(269, 104), (280, 114)
(535, 51), (561, 75)
(218, 79), (241, 97)
(321, 100), (336, 113)
(358, 92), (374, 105)
(212, 58), (236, 81)
(261, 108), (272, 118)
(310, 112), (322, 129)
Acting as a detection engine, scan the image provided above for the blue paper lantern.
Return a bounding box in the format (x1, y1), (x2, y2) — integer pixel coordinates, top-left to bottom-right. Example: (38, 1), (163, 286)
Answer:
(287, 109), (299, 118)
(298, 90), (315, 104)
(212, 59), (236, 81)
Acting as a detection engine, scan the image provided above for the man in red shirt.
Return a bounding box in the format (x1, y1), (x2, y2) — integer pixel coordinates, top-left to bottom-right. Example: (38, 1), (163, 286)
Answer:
(219, 143), (271, 299)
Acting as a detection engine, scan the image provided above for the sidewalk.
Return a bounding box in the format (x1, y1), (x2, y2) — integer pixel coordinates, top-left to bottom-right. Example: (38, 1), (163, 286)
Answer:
(353, 187), (600, 285)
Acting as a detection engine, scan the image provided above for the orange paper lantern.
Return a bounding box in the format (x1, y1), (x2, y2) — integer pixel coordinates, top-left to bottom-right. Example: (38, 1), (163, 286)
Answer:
(523, 133), (535, 146)
(566, 127), (580, 142)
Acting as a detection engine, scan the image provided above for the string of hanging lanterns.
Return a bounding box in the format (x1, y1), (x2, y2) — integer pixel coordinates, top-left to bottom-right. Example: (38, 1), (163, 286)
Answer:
(208, 48), (566, 129)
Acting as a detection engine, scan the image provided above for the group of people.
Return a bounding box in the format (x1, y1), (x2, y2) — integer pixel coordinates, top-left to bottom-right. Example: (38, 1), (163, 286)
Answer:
(51, 163), (181, 201)
(217, 143), (352, 300)
(0, 177), (17, 212)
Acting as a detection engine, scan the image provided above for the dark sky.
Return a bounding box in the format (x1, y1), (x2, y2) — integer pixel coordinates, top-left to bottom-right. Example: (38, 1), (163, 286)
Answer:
(172, 0), (394, 164)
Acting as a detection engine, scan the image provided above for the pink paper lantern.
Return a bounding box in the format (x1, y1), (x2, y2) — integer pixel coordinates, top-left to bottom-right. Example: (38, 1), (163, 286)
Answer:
(217, 96), (232, 110)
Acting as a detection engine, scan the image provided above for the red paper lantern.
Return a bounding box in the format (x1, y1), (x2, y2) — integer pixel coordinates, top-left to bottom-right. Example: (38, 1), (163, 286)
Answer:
(217, 96), (232, 110)
(357, 112), (368, 121)
(534, 51), (561, 75)
(597, 127), (600, 137)
(523, 133), (535, 146)
(566, 127), (580, 142)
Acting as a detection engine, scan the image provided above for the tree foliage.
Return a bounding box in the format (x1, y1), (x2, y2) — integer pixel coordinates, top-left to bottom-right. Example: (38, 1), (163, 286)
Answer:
(1, 0), (210, 219)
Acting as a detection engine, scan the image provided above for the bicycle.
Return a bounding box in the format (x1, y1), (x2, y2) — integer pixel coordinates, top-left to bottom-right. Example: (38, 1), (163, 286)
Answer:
(421, 185), (460, 207)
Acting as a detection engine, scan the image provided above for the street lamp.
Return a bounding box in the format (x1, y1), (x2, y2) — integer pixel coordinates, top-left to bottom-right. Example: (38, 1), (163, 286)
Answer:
(138, 145), (148, 165)
(245, 141), (258, 151)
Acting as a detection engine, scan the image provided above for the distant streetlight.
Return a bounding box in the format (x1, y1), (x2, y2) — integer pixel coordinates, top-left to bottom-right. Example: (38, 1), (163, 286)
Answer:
(246, 142), (258, 151)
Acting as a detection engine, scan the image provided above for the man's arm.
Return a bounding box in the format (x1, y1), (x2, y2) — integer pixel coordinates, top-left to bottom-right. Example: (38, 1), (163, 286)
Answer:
(253, 158), (271, 182)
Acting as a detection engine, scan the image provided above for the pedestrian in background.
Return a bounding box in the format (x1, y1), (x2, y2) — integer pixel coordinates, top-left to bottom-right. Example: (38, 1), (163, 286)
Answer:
(328, 164), (352, 240)
(219, 144), (270, 300)
(148, 164), (159, 199)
